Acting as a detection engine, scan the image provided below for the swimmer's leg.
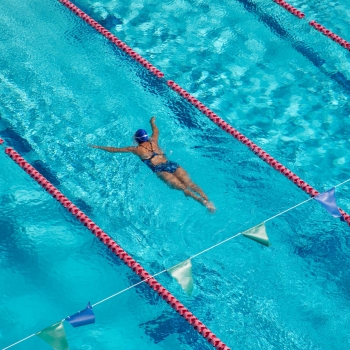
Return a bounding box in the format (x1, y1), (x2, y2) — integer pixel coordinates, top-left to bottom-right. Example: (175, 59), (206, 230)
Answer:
(174, 167), (209, 201)
(157, 172), (212, 210)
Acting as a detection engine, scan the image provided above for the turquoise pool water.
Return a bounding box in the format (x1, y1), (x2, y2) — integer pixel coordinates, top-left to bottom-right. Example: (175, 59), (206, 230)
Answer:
(0, 0), (349, 349)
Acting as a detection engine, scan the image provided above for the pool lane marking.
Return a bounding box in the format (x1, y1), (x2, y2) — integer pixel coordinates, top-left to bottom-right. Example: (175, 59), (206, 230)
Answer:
(58, 0), (164, 79)
(3, 146), (230, 350)
(166, 80), (350, 225)
(3, 162), (349, 350)
(273, 0), (350, 52)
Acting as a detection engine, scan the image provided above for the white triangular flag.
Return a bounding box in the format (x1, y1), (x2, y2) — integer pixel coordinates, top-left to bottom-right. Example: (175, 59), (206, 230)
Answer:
(36, 322), (69, 350)
(242, 223), (270, 246)
(168, 259), (193, 296)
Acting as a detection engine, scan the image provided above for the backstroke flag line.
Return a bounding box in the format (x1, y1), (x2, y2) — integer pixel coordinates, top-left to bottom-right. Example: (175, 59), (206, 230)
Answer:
(36, 322), (69, 350)
(65, 302), (95, 328)
(314, 188), (342, 218)
(168, 259), (194, 296)
(242, 223), (270, 246)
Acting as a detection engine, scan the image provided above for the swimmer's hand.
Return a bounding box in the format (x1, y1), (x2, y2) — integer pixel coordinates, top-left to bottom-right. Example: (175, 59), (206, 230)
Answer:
(150, 116), (156, 123)
(88, 144), (100, 149)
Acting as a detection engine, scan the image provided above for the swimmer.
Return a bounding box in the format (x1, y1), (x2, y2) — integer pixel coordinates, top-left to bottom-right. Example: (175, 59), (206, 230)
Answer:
(89, 117), (215, 212)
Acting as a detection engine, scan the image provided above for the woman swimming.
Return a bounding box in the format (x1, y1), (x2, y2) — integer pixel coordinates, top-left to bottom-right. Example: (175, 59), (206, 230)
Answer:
(89, 117), (215, 212)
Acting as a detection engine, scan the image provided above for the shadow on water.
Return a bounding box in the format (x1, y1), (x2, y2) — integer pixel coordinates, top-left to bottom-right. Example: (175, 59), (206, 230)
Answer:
(31, 160), (61, 187)
(100, 14), (123, 29)
(139, 309), (212, 349)
(0, 127), (33, 154)
(284, 214), (350, 301)
(0, 212), (37, 269)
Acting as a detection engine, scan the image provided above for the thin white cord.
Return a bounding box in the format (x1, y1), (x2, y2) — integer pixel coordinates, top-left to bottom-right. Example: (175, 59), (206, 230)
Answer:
(2, 334), (36, 350)
(334, 178), (350, 188)
(92, 269), (167, 307)
(264, 197), (314, 223)
(190, 233), (242, 260)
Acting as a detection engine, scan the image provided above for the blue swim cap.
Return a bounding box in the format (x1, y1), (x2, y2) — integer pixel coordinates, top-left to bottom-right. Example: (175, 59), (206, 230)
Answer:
(134, 129), (149, 143)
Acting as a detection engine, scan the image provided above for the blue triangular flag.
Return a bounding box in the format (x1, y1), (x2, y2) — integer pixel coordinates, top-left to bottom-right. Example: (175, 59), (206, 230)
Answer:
(65, 302), (95, 327)
(314, 188), (342, 218)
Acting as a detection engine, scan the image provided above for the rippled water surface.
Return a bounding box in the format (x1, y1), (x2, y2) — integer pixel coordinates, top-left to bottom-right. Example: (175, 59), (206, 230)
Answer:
(0, 0), (349, 349)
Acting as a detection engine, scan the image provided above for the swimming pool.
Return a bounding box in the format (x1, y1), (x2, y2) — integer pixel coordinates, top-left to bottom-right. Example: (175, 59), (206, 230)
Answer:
(1, 0), (350, 349)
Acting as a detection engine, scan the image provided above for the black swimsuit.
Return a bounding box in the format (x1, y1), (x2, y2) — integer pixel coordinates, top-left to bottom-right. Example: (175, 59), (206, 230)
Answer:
(140, 143), (179, 174)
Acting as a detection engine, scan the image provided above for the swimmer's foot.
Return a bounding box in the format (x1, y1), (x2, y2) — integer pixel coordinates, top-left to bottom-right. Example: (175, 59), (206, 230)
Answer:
(204, 200), (216, 213)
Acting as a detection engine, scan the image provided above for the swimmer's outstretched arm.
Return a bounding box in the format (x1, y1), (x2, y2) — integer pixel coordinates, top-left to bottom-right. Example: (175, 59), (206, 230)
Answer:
(150, 116), (159, 142)
(89, 145), (136, 153)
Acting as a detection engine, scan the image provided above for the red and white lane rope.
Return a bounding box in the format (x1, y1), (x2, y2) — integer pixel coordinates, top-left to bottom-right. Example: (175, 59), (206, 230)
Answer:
(273, 0), (350, 52)
(3, 145), (229, 350)
(166, 80), (350, 225)
(58, 0), (164, 78)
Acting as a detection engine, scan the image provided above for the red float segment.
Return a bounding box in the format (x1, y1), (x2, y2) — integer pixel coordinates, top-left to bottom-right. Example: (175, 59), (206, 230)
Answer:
(58, 0), (164, 78)
(166, 80), (350, 225)
(4, 146), (230, 350)
(0, 138), (4, 145)
(273, 0), (305, 19)
(339, 208), (350, 222)
(309, 20), (350, 51)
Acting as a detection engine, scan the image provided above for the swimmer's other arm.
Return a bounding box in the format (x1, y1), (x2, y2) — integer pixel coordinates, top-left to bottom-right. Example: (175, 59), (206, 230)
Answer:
(89, 145), (136, 153)
(150, 116), (159, 142)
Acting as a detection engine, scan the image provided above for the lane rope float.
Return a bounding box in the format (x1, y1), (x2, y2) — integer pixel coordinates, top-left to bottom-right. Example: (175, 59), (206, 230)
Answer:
(3, 145), (230, 350)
